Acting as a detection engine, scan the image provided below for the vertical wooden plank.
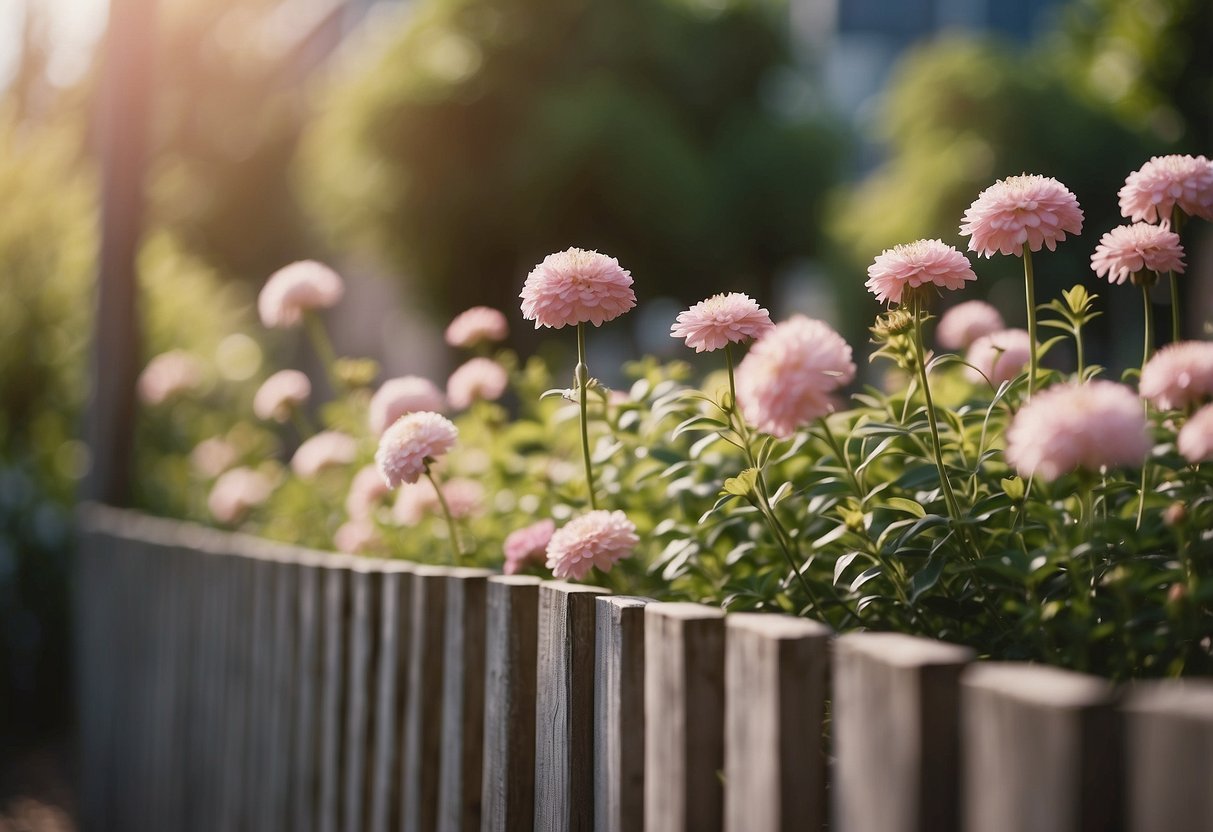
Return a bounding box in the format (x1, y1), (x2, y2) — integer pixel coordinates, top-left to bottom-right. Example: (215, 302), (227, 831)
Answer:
(1123, 681), (1213, 832)
(644, 603), (726, 832)
(267, 554), (299, 831)
(724, 613), (832, 832)
(401, 566), (451, 832)
(343, 562), (384, 832)
(437, 568), (494, 832)
(243, 554), (276, 830)
(198, 538), (233, 832)
(318, 556), (355, 832)
(534, 581), (610, 832)
(368, 563), (415, 832)
(594, 596), (651, 832)
(218, 550), (254, 831)
(832, 633), (974, 832)
(480, 575), (543, 832)
(962, 663), (1121, 832)
(290, 551), (328, 832)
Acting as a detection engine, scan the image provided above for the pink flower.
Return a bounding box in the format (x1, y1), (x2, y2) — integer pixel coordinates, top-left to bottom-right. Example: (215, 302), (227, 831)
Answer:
(208, 467), (274, 524)
(736, 316), (856, 439)
(190, 437), (238, 479)
(1119, 155), (1213, 223)
(445, 306), (509, 348)
(961, 174), (1084, 257)
(1178, 404), (1213, 464)
(346, 465), (390, 520)
(1139, 341), (1213, 411)
(334, 520), (383, 555)
(1091, 223), (1186, 285)
(520, 247), (636, 329)
(965, 328), (1032, 386)
(369, 376), (446, 436)
(936, 300), (1005, 350)
(447, 358), (509, 409)
(257, 260), (345, 328)
(253, 369), (312, 422)
(503, 519), (556, 575)
(391, 476), (483, 525)
(1005, 381), (1149, 481)
(545, 510), (637, 581)
(291, 431), (357, 479)
(137, 350), (204, 405)
(375, 411), (457, 488)
(670, 293), (775, 353)
(865, 239), (977, 305)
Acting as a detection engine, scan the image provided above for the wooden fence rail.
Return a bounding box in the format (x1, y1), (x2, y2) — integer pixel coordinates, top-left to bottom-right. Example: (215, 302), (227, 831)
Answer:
(75, 507), (1213, 832)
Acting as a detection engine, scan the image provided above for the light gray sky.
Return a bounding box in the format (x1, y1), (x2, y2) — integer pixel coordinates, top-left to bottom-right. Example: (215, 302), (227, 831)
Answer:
(0, 0), (109, 89)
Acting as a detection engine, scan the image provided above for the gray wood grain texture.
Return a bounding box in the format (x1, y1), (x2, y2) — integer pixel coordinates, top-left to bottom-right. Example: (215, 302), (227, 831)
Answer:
(962, 662), (1121, 832)
(724, 613), (832, 832)
(644, 603), (726, 832)
(533, 581), (610, 832)
(290, 552), (326, 832)
(832, 632), (974, 832)
(368, 563), (415, 832)
(480, 575), (543, 832)
(437, 568), (494, 832)
(594, 596), (651, 832)
(318, 558), (354, 832)
(1123, 680), (1213, 832)
(343, 564), (384, 832)
(267, 555), (299, 832)
(402, 566), (452, 832)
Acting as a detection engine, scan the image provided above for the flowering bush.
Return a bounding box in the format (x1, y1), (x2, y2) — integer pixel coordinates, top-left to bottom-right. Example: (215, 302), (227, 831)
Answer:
(148, 158), (1213, 680)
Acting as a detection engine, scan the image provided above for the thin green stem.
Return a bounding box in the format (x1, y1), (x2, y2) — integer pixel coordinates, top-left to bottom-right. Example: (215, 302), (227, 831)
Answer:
(1169, 271), (1181, 344)
(576, 323), (598, 510)
(1075, 320), (1085, 381)
(1141, 281), (1155, 372)
(426, 469), (463, 565)
(304, 312), (342, 392)
(725, 342), (738, 412)
(1023, 248), (1039, 397)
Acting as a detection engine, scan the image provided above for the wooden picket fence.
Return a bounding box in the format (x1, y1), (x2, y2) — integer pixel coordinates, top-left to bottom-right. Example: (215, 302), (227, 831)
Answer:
(75, 505), (1213, 832)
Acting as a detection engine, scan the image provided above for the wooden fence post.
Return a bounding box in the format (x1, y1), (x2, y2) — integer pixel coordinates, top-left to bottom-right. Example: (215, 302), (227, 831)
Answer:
(1123, 681), (1213, 832)
(289, 550), (327, 831)
(367, 562), (415, 832)
(318, 556), (355, 832)
(832, 633), (974, 832)
(401, 565), (451, 832)
(724, 613), (832, 832)
(962, 663), (1121, 832)
(534, 581), (610, 832)
(343, 560), (384, 832)
(437, 567), (495, 832)
(594, 596), (651, 832)
(644, 603), (726, 832)
(480, 575), (543, 832)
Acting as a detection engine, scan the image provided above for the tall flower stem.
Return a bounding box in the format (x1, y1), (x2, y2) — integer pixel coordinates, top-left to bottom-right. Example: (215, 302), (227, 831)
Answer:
(426, 469), (463, 565)
(1141, 281), (1155, 372)
(911, 293), (971, 557)
(1169, 208), (1185, 343)
(304, 312), (343, 392)
(1022, 247), (1039, 397)
(576, 323), (599, 510)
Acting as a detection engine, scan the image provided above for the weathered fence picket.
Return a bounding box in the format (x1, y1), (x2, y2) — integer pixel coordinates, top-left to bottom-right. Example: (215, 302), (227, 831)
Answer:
(73, 508), (1213, 832)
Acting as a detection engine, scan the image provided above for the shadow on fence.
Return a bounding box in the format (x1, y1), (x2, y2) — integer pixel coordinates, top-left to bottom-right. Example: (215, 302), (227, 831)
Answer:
(75, 506), (1213, 832)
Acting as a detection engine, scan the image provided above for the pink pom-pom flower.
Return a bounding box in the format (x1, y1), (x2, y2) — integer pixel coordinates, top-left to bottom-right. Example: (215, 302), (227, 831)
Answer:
(375, 411), (458, 488)
(503, 519), (556, 575)
(291, 431), (357, 479)
(346, 465), (390, 521)
(258, 260), (345, 329)
(334, 520), (383, 555)
(935, 300), (1005, 350)
(965, 328), (1032, 386)
(865, 239), (977, 305)
(670, 293), (775, 353)
(1090, 223), (1186, 285)
(391, 476), (483, 525)
(520, 248), (636, 329)
(545, 510), (638, 581)
(961, 174), (1084, 257)
(445, 306), (509, 348)
(735, 316), (856, 439)
(1139, 341), (1213, 411)
(369, 376), (446, 436)
(447, 358), (509, 410)
(208, 467), (275, 525)
(190, 437), (238, 479)
(1118, 155), (1213, 224)
(1178, 404), (1213, 464)
(253, 369), (312, 422)
(1005, 381), (1150, 481)
(137, 350), (204, 405)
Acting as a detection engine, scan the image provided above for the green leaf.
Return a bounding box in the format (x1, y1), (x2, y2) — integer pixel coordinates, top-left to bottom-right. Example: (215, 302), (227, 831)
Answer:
(885, 497), (926, 518)
(909, 556), (945, 602)
(833, 551), (862, 585)
(672, 414), (729, 439)
(721, 468), (759, 499)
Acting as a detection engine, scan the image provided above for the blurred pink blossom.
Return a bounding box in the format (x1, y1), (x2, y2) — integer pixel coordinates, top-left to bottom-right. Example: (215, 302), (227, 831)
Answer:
(1139, 341), (1213, 411)
(936, 300), (1005, 350)
(1119, 155), (1213, 223)
(447, 358), (509, 409)
(670, 293), (774, 353)
(375, 411), (457, 488)
(208, 467), (274, 524)
(961, 175), (1084, 257)
(503, 519), (556, 575)
(865, 239), (977, 305)
(291, 431), (357, 479)
(190, 437), (238, 479)
(334, 520), (383, 555)
(445, 306), (509, 348)
(253, 369), (311, 422)
(137, 350), (204, 405)
(369, 376), (446, 436)
(391, 476), (483, 525)
(346, 465), (390, 520)
(257, 260), (344, 328)
(1178, 404), (1213, 464)
(545, 510), (637, 581)
(965, 328), (1032, 386)
(1005, 381), (1149, 481)
(520, 248), (636, 329)
(736, 316), (856, 438)
(1091, 223), (1186, 285)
